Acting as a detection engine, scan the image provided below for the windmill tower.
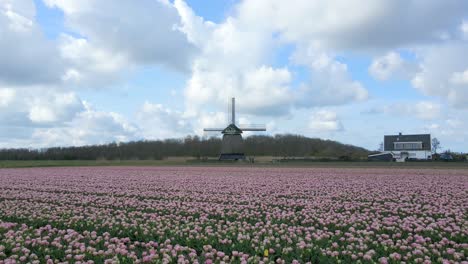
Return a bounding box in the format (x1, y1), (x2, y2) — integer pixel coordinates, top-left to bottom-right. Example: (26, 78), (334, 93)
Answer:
(204, 98), (266, 160)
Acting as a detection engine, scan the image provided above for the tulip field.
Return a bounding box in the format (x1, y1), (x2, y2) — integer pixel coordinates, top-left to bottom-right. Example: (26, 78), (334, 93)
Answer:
(0, 166), (467, 264)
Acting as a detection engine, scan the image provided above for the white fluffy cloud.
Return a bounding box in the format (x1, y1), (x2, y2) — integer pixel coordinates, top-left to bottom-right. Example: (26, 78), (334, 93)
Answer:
(44, 0), (195, 73)
(423, 115), (467, 151)
(0, 88), (15, 107)
(369, 52), (417, 80)
(175, 0), (293, 116)
(0, 87), (84, 125)
(0, 0), (199, 147)
(412, 102), (442, 120)
(293, 50), (368, 106)
(309, 110), (343, 132)
(136, 102), (192, 140)
(368, 101), (442, 120)
(0, 0), (63, 86)
(27, 91), (84, 124)
(176, 0), (368, 117)
(58, 34), (129, 86)
(184, 63), (294, 116)
(2, 0), (33, 32)
(2, 0), (196, 88)
(369, 52), (403, 80)
(194, 111), (227, 136)
(235, 0), (468, 50)
(461, 20), (468, 38)
(411, 42), (468, 108)
(30, 105), (138, 147)
(365, 20), (468, 110)
(230, 0), (468, 112)
(450, 69), (468, 85)
(0, 86), (87, 146)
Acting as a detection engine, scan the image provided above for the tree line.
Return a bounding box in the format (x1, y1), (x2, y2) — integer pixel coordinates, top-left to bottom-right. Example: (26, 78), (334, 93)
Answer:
(0, 134), (370, 160)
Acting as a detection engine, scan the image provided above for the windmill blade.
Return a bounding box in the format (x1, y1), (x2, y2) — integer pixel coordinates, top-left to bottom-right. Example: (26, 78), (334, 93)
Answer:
(227, 98), (231, 125)
(240, 128), (267, 131)
(239, 124), (266, 131)
(229, 97), (235, 125)
(203, 128), (225, 131)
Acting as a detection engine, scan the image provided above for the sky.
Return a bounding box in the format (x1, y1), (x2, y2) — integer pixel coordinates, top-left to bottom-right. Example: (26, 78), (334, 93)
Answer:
(0, 0), (467, 152)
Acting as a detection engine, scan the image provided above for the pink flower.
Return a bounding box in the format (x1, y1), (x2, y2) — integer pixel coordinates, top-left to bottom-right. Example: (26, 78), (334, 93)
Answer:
(379, 257), (388, 264)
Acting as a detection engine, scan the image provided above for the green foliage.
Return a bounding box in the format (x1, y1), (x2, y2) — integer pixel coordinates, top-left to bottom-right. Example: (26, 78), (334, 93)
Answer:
(0, 134), (370, 161)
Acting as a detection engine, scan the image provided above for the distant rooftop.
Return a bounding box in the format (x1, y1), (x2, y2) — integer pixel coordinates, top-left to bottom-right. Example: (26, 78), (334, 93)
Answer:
(384, 133), (431, 151)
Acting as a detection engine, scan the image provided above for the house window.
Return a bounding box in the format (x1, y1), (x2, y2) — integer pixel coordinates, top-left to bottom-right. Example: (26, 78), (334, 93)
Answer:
(394, 142), (422, 150)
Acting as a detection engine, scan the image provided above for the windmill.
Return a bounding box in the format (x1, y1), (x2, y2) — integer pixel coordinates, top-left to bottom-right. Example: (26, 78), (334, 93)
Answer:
(204, 98), (266, 160)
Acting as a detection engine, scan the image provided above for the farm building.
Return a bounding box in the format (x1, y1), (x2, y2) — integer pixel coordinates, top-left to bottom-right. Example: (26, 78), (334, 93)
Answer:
(369, 133), (432, 162)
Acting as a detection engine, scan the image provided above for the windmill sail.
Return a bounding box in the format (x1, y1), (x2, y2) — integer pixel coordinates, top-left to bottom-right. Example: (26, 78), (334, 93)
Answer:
(232, 97), (235, 125)
(227, 97), (236, 125)
(203, 128), (225, 131)
(239, 124), (266, 131)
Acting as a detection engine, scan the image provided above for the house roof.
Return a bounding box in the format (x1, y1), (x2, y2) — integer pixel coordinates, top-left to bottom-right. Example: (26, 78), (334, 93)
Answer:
(384, 133), (431, 151)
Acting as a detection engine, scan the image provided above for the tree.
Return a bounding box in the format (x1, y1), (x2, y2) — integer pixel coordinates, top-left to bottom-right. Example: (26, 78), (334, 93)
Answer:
(432, 138), (441, 154)
(0, 134), (371, 160)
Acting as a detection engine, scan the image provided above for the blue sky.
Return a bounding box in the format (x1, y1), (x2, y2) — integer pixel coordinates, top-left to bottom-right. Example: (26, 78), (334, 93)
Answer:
(0, 0), (467, 152)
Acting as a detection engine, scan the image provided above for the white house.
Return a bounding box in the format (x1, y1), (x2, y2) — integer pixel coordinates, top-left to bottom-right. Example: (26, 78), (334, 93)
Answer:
(383, 133), (432, 161)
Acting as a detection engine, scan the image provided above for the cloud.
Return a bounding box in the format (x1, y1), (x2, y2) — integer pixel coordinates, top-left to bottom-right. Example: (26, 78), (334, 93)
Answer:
(44, 0), (196, 73)
(293, 50), (368, 106)
(236, 0), (468, 50)
(136, 102), (192, 140)
(423, 116), (467, 149)
(58, 34), (130, 87)
(176, 1), (294, 116)
(461, 20), (468, 38)
(0, 88), (15, 107)
(1, 0), (198, 89)
(450, 69), (468, 85)
(1, 98), (194, 148)
(177, 0), (466, 115)
(411, 42), (468, 108)
(424, 123), (440, 130)
(0, 0), (200, 147)
(369, 52), (404, 80)
(173, 0), (215, 47)
(176, 0), (368, 118)
(195, 111), (227, 135)
(366, 101), (442, 120)
(27, 90), (84, 124)
(446, 118), (462, 129)
(0, 86), (86, 146)
(411, 101), (442, 120)
(0, 0), (63, 86)
(309, 110), (343, 132)
(0, 86), (84, 126)
(31, 105), (138, 147)
(369, 52), (417, 80)
(184, 63), (294, 116)
(0, 0), (35, 31)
